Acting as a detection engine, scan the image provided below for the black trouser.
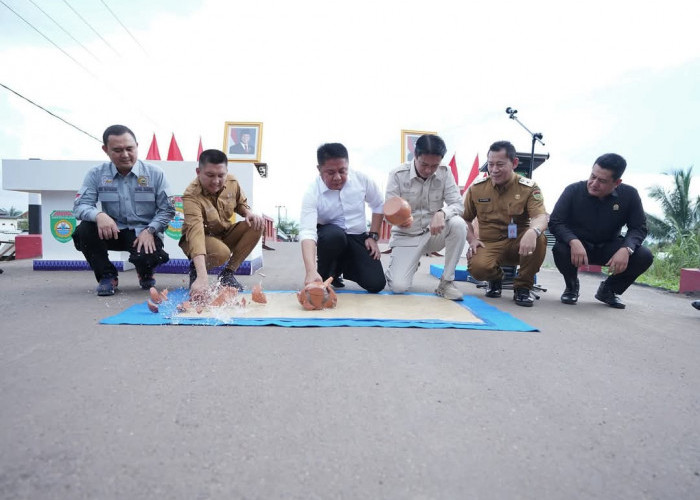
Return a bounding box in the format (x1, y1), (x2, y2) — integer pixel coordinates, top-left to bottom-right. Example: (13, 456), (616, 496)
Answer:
(552, 237), (653, 294)
(72, 221), (169, 282)
(316, 224), (386, 293)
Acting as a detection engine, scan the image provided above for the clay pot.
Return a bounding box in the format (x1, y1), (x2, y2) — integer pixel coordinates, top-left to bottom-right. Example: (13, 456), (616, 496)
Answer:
(384, 197), (413, 226)
(297, 277), (337, 310)
(251, 283), (267, 304)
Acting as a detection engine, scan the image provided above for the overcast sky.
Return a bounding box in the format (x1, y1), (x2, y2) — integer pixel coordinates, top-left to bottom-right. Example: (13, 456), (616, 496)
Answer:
(1, 0), (698, 220)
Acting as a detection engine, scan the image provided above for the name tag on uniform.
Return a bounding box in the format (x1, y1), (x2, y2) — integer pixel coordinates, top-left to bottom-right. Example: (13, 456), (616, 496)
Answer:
(508, 223), (517, 239)
(478, 198), (491, 202)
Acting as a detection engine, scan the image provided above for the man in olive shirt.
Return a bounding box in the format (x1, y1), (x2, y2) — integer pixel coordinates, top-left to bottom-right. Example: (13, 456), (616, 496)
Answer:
(179, 149), (264, 298)
(548, 153), (653, 309)
(462, 141), (548, 307)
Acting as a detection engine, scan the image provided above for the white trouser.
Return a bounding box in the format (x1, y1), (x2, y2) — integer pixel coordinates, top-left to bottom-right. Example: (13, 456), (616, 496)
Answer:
(386, 217), (467, 293)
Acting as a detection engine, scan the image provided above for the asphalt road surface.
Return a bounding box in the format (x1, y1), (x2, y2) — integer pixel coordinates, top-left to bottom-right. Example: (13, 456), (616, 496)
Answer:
(1, 243), (698, 499)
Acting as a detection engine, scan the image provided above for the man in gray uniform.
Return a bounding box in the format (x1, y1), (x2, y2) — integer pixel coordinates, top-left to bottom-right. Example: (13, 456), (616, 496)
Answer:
(73, 124), (175, 296)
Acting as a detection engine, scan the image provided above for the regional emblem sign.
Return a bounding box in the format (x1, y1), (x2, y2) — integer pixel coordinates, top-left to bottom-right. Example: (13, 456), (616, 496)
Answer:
(50, 210), (76, 243)
(165, 196), (184, 240)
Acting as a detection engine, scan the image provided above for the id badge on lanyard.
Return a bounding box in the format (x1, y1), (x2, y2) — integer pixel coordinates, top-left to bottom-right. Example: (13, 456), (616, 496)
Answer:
(507, 218), (517, 239)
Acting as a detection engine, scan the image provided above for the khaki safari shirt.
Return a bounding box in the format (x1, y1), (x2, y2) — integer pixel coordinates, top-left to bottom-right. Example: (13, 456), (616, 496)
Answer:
(463, 174), (546, 242)
(180, 174), (251, 257)
(385, 161), (463, 242)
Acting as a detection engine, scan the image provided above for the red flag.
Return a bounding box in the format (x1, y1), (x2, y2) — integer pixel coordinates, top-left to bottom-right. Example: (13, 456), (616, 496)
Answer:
(145, 133), (161, 160)
(462, 154), (480, 194)
(197, 136), (203, 161)
(449, 154), (459, 185)
(167, 133), (183, 161)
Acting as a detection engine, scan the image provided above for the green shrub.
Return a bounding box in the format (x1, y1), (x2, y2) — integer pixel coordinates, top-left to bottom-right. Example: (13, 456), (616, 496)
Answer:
(638, 232), (700, 290)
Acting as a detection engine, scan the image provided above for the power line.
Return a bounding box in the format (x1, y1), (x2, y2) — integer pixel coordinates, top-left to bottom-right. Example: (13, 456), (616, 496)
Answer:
(26, 0), (101, 63)
(0, 82), (101, 143)
(2, 0), (162, 129)
(61, 0), (121, 57)
(99, 0), (150, 57)
(0, 0), (101, 80)
(1, 0), (161, 128)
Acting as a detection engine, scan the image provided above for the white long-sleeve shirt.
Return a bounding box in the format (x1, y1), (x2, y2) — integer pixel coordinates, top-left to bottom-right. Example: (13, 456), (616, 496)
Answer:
(299, 170), (384, 242)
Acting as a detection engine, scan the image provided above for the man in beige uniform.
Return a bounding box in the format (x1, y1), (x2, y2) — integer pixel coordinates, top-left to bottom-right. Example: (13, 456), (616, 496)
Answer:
(179, 149), (264, 297)
(462, 140), (548, 307)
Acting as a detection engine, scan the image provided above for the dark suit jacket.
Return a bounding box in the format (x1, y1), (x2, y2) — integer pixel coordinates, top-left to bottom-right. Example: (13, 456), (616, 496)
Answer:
(229, 142), (255, 154)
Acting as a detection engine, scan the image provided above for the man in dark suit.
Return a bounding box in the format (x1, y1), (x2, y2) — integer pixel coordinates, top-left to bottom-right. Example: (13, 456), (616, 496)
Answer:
(229, 131), (255, 154)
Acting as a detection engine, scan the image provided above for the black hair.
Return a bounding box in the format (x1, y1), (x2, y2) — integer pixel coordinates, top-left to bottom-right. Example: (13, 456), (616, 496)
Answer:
(317, 143), (349, 165)
(488, 140), (517, 161)
(198, 149), (228, 167)
(103, 125), (136, 146)
(414, 134), (447, 159)
(594, 153), (627, 180)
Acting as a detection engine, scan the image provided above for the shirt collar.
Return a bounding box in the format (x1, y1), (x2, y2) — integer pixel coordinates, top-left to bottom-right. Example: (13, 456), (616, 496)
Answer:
(410, 160), (434, 181)
(318, 171), (351, 193)
(109, 159), (142, 178)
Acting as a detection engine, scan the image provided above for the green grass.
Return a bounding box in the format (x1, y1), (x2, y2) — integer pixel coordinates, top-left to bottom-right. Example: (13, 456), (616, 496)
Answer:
(638, 233), (700, 291)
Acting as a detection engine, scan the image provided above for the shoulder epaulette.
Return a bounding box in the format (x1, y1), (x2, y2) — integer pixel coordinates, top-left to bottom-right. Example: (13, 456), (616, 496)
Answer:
(472, 176), (488, 185)
(518, 176), (535, 187)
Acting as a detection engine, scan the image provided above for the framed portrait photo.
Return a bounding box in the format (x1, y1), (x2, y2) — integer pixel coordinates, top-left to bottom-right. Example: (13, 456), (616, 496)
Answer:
(223, 122), (263, 162)
(401, 129), (437, 163)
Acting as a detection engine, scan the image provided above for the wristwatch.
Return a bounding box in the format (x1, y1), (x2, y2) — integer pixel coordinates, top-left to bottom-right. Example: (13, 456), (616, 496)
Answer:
(531, 227), (542, 237)
(626, 246), (634, 255)
(368, 232), (379, 241)
(146, 226), (157, 235)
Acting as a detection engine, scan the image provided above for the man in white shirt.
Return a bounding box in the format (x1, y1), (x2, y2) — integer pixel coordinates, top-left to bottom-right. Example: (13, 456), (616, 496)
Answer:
(299, 143), (386, 293)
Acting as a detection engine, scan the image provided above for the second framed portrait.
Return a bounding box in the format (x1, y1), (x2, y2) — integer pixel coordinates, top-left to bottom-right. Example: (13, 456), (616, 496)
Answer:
(223, 122), (263, 162)
(401, 129), (437, 163)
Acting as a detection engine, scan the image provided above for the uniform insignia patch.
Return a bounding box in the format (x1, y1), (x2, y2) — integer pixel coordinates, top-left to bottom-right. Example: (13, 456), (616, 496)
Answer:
(137, 176), (149, 186)
(518, 177), (535, 187)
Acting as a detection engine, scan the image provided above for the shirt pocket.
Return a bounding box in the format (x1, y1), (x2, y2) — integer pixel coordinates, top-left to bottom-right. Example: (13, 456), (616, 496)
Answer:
(204, 206), (225, 234)
(133, 191), (156, 216)
(97, 189), (120, 212)
(429, 190), (445, 212)
(508, 200), (527, 216)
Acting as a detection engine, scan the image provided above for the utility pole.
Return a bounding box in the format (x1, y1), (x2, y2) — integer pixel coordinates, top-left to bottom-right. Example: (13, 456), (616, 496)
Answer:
(275, 205), (285, 226)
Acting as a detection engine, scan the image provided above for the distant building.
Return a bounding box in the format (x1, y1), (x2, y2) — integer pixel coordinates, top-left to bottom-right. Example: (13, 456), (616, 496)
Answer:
(0, 215), (20, 231)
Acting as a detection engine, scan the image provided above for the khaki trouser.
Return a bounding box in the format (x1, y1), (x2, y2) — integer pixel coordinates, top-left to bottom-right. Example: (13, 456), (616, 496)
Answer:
(468, 232), (547, 289)
(386, 217), (467, 293)
(180, 222), (262, 271)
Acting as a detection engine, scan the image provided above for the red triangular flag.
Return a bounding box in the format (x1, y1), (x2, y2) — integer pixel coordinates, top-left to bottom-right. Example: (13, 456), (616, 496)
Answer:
(145, 133), (161, 160)
(167, 133), (183, 161)
(449, 154), (459, 185)
(462, 154), (480, 194)
(197, 136), (203, 161)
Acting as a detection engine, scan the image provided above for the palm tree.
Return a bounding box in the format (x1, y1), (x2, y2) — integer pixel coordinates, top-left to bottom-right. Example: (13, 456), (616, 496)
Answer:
(0, 206), (23, 217)
(646, 167), (700, 243)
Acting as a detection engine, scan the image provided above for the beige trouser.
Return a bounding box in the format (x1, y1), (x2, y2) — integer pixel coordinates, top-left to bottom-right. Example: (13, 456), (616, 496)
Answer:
(180, 222), (263, 271)
(386, 217), (467, 293)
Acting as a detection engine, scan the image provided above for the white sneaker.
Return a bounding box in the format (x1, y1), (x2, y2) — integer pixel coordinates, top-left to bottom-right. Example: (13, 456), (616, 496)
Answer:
(435, 278), (463, 301)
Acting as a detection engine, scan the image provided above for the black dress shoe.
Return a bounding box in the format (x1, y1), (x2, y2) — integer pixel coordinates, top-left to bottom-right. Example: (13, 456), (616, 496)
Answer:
(560, 278), (580, 305)
(595, 281), (625, 309)
(485, 279), (502, 298)
(218, 268), (244, 291)
(513, 288), (534, 307)
(692, 300), (700, 310)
